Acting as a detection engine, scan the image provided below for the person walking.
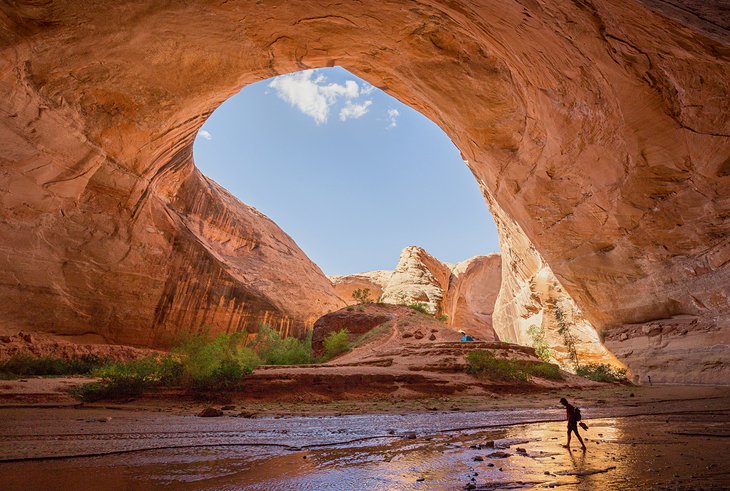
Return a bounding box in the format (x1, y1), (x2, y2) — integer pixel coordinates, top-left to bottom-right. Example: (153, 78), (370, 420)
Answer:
(560, 397), (586, 450)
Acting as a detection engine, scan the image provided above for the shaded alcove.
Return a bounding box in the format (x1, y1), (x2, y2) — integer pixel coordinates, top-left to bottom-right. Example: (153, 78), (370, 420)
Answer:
(1, 0), (726, 382)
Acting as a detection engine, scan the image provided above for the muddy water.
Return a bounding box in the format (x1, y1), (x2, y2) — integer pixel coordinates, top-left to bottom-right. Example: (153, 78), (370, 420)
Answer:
(2, 390), (730, 490)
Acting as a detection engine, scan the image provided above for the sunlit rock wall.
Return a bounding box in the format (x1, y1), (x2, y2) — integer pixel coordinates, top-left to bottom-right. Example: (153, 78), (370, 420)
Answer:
(0, 0), (727, 381)
(332, 247), (500, 340)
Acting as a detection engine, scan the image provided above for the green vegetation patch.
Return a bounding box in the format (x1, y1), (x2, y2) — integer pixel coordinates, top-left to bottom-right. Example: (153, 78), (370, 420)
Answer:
(408, 302), (431, 315)
(576, 363), (628, 383)
(0, 355), (110, 379)
(251, 325), (314, 365)
(527, 324), (553, 362)
(466, 350), (563, 382)
(351, 288), (373, 304)
(322, 329), (352, 360)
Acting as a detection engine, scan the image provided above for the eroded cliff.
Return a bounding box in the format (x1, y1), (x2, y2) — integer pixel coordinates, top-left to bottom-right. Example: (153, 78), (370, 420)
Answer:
(0, 0), (727, 381)
(332, 247), (500, 341)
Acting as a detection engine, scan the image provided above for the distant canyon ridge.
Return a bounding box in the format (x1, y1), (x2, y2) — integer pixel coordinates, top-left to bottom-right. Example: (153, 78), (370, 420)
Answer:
(0, 0), (727, 384)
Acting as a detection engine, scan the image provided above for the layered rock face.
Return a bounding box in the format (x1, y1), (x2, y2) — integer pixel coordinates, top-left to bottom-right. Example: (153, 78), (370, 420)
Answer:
(491, 200), (622, 370)
(380, 247), (453, 315)
(329, 270), (392, 306)
(332, 246), (501, 340)
(0, 1), (728, 381)
(443, 254), (502, 340)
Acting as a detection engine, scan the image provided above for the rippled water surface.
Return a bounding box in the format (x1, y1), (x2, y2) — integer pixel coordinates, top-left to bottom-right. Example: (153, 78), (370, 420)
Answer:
(2, 390), (730, 490)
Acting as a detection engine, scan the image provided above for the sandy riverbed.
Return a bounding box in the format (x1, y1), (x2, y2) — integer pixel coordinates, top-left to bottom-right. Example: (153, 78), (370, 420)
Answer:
(1, 385), (729, 490)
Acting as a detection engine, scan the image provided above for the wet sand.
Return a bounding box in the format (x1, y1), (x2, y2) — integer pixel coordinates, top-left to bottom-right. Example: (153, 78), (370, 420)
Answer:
(1, 385), (729, 490)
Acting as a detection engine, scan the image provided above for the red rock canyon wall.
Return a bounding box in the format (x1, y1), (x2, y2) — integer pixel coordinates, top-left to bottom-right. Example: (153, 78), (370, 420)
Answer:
(0, 1), (728, 381)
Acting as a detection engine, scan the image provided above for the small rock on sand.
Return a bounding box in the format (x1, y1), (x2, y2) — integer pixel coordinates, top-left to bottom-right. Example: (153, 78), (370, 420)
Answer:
(198, 407), (224, 417)
(487, 451), (511, 458)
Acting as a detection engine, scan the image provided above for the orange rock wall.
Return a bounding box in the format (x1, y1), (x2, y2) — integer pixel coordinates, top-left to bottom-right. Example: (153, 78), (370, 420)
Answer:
(0, 1), (728, 380)
(443, 254), (502, 342)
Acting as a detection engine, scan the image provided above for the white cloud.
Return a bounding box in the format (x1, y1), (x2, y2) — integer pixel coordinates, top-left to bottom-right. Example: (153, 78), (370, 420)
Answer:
(339, 100), (373, 121)
(386, 108), (400, 128)
(198, 129), (213, 140)
(360, 83), (375, 95)
(268, 69), (364, 124)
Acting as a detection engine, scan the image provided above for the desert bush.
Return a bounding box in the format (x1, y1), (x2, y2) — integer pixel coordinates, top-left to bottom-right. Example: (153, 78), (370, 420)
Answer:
(526, 361), (563, 380)
(436, 313), (449, 324)
(72, 327), (325, 401)
(576, 363), (627, 383)
(527, 324), (553, 362)
(408, 302), (431, 315)
(466, 350), (563, 382)
(252, 325), (313, 365)
(73, 355), (179, 401)
(175, 332), (259, 390)
(351, 288), (372, 304)
(0, 354), (110, 378)
(322, 329), (351, 360)
(72, 332), (263, 400)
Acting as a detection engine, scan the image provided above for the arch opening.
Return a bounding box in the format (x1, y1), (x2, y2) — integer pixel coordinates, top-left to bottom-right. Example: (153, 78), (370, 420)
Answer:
(191, 66), (500, 276)
(0, 0), (726, 383)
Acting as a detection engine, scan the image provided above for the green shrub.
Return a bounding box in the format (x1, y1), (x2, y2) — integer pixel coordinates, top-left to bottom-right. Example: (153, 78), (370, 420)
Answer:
(77, 355), (178, 401)
(175, 332), (259, 388)
(527, 361), (563, 380)
(409, 302), (431, 315)
(0, 355), (110, 378)
(576, 363), (627, 383)
(71, 332), (262, 400)
(466, 350), (563, 382)
(71, 327), (324, 401)
(351, 288), (372, 304)
(322, 329), (351, 360)
(436, 313), (449, 324)
(252, 325), (313, 365)
(527, 324), (553, 362)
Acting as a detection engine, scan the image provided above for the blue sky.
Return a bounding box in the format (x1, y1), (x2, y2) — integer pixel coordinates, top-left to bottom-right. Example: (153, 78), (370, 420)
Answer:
(193, 67), (499, 276)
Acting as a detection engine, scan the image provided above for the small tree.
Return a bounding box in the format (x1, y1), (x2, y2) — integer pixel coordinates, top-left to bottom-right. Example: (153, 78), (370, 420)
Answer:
(527, 324), (553, 362)
(352, 288), (372, 304)
(553, 302), (580, 370)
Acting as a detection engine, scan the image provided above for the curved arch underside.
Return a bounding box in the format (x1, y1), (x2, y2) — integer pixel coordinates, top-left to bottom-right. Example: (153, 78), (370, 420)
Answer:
(0, 0), (728, 383)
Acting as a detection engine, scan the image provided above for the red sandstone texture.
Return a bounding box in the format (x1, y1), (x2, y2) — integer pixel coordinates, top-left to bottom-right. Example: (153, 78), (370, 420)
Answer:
(0, 332), (158, 362)
(443, 254), (502, 339)
(0, 1), (728, 382)
(251, 303), (595, 401)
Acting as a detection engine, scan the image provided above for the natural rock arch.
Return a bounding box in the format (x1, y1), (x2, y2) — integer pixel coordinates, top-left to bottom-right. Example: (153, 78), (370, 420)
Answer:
(0, 1), (728, 382)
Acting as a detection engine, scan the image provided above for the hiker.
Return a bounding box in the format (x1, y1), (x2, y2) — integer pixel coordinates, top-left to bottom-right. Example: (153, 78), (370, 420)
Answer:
(560, 397), (586, 450)
(458, 329), (474, 342)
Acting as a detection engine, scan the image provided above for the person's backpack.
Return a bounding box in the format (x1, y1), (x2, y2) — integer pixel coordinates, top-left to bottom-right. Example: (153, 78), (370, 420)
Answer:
(574, 407), (582, 421)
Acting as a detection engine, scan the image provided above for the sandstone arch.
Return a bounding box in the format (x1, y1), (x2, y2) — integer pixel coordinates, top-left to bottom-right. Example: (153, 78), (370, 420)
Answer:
(0, 1), (728, 382)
